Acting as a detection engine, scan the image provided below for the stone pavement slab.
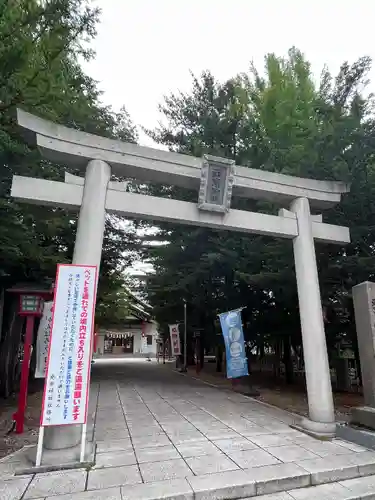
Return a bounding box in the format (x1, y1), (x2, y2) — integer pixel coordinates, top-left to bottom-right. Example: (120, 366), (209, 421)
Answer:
(136, 445), (180, 464)
(203, 429), (243, 441)
(0, 459), (33, 480)
(139, 458), (193, 482)
(187, 468), (257, 499)
(185, 453), (239, 475)
(340, 474), (375, 497)
(254, 494), (294, 500)
(294, 440), (354, 458)
(24, 469), (86, 499)
(95, 428), (130, 441)
(248, 433), (295, 448)
(228, 448), (281, 468)
(335, 439), (370, 452)
(96, 438), (133, 453)
(94, 449), (137, 468)
(213, 437), (259, 453)
(297, 453), (369, 485)
(265, 445), (319, 463)
(132, 433), (171, 449)
(287, 482), (356, 499)
(241, 425), (277, 436)
(0, 477), (32, 500)
(243, 475), (375, 498)
(3, 359), (375, 499)
(177, 440), (223, 458)
(247, 463), (310, 496)
(87, 464), (142, 490)
(120, 478), (194, 500)
(349, 450), (375, 476)
(45, 486), (122, 500)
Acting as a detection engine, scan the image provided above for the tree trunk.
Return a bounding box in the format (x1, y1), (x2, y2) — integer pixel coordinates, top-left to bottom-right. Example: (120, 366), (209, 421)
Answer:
(199, 333), (205, 369)
(258, 338), (265, 372)
(216, 345), (222, 372)
(351, 327), (362, 386)
(273, 339), (281, 378)
(283, 335), (294, 384)
(0, 298), (25, 398)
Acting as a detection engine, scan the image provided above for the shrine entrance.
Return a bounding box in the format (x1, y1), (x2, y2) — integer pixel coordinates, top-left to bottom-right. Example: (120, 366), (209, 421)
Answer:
(11, 109), (350, 464)
(103, 334), (134, 355)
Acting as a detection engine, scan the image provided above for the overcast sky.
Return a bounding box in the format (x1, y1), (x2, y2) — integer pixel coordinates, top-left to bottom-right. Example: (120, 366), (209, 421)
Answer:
(83, 0), (375, 147)
(82, 0), (374, 275)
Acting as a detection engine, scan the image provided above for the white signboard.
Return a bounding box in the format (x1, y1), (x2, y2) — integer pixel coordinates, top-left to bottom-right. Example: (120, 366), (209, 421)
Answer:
(142, 335), (148, 351)
(35, 301), (53, 378)
(41, 264), (97, 427)
(169, 324), (181, 356)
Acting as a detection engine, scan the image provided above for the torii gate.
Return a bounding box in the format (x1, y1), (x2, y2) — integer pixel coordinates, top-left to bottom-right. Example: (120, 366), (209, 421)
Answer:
(12, 109), (350, 463)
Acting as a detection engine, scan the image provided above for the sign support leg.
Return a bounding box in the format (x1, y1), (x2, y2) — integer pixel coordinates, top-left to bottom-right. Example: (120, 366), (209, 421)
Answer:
(80, 423), (87, 462)
(35, 426), (45, 467)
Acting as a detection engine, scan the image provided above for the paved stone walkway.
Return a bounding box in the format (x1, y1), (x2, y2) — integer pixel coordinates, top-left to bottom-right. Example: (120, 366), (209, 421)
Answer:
(2, 358), (375, 499)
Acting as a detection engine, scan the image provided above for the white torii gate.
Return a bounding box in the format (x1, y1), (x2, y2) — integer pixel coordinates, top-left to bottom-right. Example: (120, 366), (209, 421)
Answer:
(12, 109), (350, 463)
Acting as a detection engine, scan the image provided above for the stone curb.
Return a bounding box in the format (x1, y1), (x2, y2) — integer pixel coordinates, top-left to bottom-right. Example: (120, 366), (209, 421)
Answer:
(5, 449), (375, 499)
(100, 458), (375, 500)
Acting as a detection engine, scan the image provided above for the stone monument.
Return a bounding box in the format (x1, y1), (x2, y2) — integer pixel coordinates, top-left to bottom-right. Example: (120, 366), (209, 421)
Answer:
(352, 281), (375, 429)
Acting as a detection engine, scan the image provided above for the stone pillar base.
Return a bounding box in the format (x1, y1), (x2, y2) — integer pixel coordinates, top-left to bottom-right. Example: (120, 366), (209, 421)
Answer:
(291, 417), (336, 440)
(14, 441), (96, 475)
(351, 406), (375, 430)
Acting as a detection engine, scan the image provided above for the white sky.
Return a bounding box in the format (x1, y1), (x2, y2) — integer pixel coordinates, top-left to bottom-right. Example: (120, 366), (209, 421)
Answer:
(83, 0), (375, 147)
(83, 0), (375, 274)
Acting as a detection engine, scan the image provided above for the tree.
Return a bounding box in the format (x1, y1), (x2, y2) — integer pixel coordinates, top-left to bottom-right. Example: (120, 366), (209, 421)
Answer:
(0, 0), (138, 290)
(145, 48), (375, 382)
(0, 0), (140, 396)
(145, 73), (263, 364)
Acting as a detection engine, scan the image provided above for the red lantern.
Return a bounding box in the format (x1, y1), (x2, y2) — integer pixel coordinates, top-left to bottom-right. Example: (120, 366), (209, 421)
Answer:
(8, 285), (53, 434)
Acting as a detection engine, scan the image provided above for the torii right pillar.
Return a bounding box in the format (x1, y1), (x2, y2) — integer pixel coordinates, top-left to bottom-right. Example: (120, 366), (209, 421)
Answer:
(291, 197), (336, 439)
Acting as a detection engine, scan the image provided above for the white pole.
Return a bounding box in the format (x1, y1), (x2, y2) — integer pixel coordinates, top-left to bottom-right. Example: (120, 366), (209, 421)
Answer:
(79, 423), (87, 463)
(35, 426), (45, 467)
(184, 301), (187, 371)
(290, 197), (335, 437)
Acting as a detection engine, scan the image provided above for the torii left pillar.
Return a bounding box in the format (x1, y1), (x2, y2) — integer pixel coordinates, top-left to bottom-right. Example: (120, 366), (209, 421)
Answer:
(43, 159), (110, 458)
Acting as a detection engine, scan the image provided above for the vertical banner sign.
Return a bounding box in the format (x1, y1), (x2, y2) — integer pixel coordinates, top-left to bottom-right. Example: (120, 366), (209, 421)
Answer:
(41, 265), (97, 427)
(35, 301), (53, 378)
(141, 321), (148, 352)
(218, 308), (249, 379)
(142, 334), (148, 352)
(169, 324), (181, 356)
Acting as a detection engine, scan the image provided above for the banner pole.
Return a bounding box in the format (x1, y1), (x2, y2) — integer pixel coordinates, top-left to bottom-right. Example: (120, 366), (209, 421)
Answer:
(217, 306), (247, 318)
(79, 423), (87, 462)
(183, 301), (187, 371)
(35, 426), (45, 467)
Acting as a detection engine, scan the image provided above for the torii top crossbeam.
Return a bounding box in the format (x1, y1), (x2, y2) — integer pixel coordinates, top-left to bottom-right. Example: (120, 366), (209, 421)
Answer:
(16, 109), (349, 209)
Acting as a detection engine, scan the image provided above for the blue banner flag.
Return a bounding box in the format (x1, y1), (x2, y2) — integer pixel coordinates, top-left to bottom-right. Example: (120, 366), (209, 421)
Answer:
(218, 308), (249, 379)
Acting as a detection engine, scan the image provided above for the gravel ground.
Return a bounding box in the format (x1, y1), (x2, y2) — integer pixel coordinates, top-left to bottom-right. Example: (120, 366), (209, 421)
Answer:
(0, 385), (42, 459)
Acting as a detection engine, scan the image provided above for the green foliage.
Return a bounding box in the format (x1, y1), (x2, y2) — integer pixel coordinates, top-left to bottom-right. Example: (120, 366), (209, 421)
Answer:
(0, 0), (139, 323)
(145, 48), (375, 362)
